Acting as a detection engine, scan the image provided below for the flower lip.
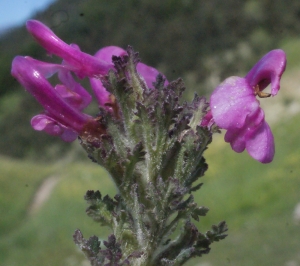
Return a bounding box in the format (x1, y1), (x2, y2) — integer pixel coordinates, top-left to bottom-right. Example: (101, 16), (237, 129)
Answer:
(26, 20), (113, 78)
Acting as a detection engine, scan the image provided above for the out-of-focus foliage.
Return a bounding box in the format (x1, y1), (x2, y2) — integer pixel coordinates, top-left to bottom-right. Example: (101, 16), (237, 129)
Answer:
(1, 0), (300, 159)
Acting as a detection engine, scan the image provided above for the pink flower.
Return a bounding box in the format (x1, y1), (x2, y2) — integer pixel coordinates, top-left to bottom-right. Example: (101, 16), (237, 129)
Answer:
(11, 56), (102, 142)
(210, 49), (287, 163)
(11, 20), (168, 142)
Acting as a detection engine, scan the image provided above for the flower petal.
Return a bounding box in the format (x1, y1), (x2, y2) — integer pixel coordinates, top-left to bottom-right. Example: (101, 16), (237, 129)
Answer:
(224, 107), (265, 152)
(11, 56), (92, 132)
(94, 46), (126, 62)
(246, 121), (274, 163)
(200, 110), (214, 128)
(245, 49), (287, 96)
(136, 63), (168, 89)
(210, 76), (261, 130)
(26, 20), (112, 78)
(31, 114), (78, 142)
(89, 78), (111, 107)
(24, 56), (65, 77)
(57, 69), (92, 110)
(89, 46), (125, 108)
(24, 56), (92, 111)
(94, 46), (168, 89)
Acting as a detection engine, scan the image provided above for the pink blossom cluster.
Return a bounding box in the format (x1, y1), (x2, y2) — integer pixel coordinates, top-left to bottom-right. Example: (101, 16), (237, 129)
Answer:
(11, 20), (166, 142)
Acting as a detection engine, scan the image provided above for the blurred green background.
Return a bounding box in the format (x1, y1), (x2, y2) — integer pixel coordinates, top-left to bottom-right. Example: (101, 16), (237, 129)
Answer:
(1, 0), (300, 265)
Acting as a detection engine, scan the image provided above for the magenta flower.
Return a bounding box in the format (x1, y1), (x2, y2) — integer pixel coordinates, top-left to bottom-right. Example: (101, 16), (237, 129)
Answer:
(210, 49), (287, 163)
(11, 56), (104, 142)
(11, 20), (168, 142)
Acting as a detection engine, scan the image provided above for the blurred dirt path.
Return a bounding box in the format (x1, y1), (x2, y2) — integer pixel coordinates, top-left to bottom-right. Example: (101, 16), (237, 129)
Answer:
(28, 175), (61, 215)
(27, 147), (79, 215)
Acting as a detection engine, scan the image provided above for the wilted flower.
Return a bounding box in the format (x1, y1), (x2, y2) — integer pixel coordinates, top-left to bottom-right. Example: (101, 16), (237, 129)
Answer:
(210, 49), (287, 163)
